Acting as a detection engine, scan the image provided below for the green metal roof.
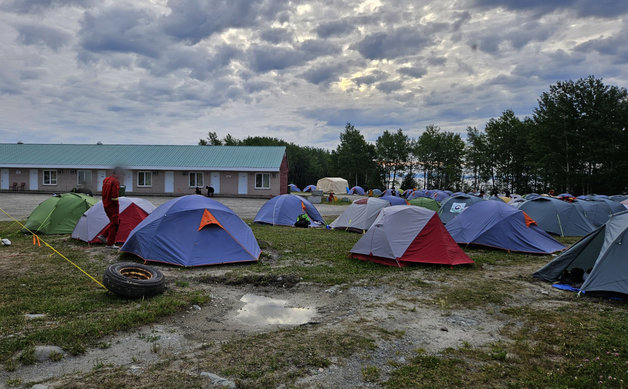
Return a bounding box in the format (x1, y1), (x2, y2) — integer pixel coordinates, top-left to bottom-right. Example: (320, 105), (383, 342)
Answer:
(0, 144), (286, 171)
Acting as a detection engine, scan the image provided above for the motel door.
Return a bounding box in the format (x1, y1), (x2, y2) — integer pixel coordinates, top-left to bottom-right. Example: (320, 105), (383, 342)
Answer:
(164, 171), (174, 193)
(238, 173), (248, 195)
(97, 170), (107, 191)
(0, 169), (8, 190)
(124, 170), (133, 192)
(210, 172), (220, 194)
(29, 169), (38, 190)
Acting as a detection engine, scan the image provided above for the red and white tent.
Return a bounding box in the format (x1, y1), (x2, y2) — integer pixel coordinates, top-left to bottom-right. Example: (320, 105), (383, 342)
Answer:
(72, 197), (156, 244)
(350, 205), (474, 267)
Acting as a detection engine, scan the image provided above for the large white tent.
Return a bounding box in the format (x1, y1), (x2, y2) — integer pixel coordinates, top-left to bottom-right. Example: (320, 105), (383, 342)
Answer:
(316, 177), (349, 193)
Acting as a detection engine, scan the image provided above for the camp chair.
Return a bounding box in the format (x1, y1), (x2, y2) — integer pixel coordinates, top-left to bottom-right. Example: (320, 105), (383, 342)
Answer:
(19, 182), (26, 191)
(11, 182), (17, 191)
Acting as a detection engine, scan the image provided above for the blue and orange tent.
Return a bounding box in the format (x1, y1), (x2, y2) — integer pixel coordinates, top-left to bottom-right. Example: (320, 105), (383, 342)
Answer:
(303, 185), (317, 192)
(254, 194), (324, 226)
(121, 195), (260, 266)
(446, 200), (565, 254)
(288, 184), (301, 192)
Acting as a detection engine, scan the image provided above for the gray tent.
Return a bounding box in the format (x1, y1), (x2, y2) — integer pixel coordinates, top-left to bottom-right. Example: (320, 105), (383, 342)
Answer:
(609, 194), (628, 202)
(574, 198), (626, 228)
(533, 211), (628, 295)
(519, 197), (595, 237)
(438, 194), (484, 224)
(329, 197), (390, 232)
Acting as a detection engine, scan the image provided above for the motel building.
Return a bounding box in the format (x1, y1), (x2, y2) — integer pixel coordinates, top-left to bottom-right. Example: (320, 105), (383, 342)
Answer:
(0, 143), (289, 197)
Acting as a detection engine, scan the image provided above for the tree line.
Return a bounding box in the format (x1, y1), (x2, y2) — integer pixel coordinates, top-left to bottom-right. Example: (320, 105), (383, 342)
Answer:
(200, 76), (628, 195)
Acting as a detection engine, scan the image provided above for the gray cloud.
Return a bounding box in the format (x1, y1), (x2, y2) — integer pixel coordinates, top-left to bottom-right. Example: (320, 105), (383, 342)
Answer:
(470, 0), (628, 18)
(315, 20), (355, 38)
(260, 27), (293, 43)
(80, 7), (162, 58)
(398, 66), (427, 79)
(354, 26), (433, 59)
(161, 0), (289, 44)
(15, 23), (72, 50)
(1, 0), (94, 14)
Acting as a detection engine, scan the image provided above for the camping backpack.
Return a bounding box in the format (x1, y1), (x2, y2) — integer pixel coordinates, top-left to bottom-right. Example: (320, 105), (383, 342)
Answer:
(295, 213), (310, 228)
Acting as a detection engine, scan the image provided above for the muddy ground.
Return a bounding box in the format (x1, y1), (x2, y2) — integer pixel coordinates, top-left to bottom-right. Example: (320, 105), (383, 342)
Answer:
(1, 244), (574, 388)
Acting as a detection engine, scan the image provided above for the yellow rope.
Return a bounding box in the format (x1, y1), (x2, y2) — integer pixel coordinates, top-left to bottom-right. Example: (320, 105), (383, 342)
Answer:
(0, 206), (107, 290)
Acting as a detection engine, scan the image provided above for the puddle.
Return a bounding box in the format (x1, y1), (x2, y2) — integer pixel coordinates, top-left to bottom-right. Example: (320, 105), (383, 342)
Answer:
(235, 294), (315, 325)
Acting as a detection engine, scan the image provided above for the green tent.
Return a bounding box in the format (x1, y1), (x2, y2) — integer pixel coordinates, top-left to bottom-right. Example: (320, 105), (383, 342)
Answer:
(409, 197), (440, 211)
(23, 193), (97, 234)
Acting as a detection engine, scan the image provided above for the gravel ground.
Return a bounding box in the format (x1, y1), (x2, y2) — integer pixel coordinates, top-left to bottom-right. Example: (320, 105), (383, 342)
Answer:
(0, 193), (350, 221)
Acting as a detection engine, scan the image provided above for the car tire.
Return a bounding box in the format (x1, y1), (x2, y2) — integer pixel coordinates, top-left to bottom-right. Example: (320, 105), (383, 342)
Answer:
(103, 262), (165, 298)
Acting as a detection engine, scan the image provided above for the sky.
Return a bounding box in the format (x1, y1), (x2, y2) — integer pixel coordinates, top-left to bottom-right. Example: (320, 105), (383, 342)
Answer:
(1, 0), (627, 150)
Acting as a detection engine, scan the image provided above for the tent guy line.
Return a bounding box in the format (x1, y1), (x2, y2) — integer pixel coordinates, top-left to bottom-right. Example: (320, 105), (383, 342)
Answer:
(0, 206), (107, 290)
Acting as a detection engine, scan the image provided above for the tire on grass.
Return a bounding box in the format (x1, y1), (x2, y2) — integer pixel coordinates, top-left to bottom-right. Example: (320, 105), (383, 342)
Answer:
(103, 262), (165, 298)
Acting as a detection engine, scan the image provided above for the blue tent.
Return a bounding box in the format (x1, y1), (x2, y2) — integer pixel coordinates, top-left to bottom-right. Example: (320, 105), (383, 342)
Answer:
(431, 190), (450, 203)
(519, 197), (595, 237)
(372, 189), (383, 197)
(121, 195), (260, 266)
(382, 189), (400, 197)
(574, 198), (626, 227)
(303, 185), (317, 192)
(254, 194), (324, 226)
(407, 190), (429, 200)
(349, 186), (365, 195)
(380, 195), (408, 206)
(446, 201), (565, 254)
(288, 184), (301, 192)
(438, 194), (484, 224)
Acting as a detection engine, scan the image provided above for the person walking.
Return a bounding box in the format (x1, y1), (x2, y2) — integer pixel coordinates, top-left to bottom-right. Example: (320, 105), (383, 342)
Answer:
(99, 167), (122, 249)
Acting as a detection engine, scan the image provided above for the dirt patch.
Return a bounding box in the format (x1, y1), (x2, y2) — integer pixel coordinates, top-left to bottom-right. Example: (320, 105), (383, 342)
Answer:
(198, 273), (303, 288)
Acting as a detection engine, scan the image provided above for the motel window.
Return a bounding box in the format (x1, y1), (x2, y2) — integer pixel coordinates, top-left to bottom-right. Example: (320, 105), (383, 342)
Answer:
(77, 170), (92, 186)
(137, 171), (152, 187)
(43, 170), (57, 185)
(189, 172), (204, 187)
(255, 173), (270, 189)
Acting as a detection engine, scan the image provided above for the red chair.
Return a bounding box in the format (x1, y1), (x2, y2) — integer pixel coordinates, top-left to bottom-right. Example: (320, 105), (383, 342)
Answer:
(19, 182), (26, 191)
(11, 182), (17, 191)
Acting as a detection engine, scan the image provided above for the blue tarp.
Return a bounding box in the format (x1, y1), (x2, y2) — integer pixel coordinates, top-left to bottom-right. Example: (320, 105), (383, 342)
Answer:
(254, 194), (325, 226)
(446, 200), (565, 254)
(121, 195), (260, 266)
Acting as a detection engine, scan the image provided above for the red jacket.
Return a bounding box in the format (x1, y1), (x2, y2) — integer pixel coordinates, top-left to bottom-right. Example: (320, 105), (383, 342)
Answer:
(102, 176), (120, 209)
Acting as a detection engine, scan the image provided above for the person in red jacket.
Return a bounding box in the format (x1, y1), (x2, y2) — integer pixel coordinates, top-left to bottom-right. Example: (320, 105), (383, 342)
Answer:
(99, 167), (122, 249)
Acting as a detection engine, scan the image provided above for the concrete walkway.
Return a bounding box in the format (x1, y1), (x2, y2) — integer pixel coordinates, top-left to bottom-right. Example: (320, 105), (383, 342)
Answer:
(0, 193), (349, 221)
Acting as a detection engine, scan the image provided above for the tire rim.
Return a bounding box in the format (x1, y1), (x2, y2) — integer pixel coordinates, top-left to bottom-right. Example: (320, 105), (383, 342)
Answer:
(119, 267), (153, 280)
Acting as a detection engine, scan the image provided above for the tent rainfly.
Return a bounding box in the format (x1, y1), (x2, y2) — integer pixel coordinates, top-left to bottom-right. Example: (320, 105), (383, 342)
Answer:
(72, 197), (156, 244)
(330, 197), (390, 232)
(533, 210), (628, 295)
(23, 193), (97, 234)
(350, 205), (474, 267)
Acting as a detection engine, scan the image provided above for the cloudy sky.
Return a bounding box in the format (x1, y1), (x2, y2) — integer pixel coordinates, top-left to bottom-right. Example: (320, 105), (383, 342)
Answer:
(1, 0), (627, 149)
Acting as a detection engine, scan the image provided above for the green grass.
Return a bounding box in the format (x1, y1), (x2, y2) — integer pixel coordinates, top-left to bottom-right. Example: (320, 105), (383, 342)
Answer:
(205, 326), (375, 388)
(2, 217), (627, 388)
(0, 221), (208, 365)
(386, 303), (628, 388)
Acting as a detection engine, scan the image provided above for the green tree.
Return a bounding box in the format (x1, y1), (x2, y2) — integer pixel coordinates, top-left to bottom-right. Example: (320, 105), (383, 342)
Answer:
(332, 123), (381, 188)
(483, 110), (532, 193)
(415, 125), (465, 190)
(531, 76), (628, 194)
(198, 131), (223, 145)
(376, 129), (410, 188)
(464, 126), (491, 191)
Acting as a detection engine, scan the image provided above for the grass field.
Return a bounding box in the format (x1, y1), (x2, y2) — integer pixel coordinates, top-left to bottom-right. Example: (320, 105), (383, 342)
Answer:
(0, 218), (626, 388)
